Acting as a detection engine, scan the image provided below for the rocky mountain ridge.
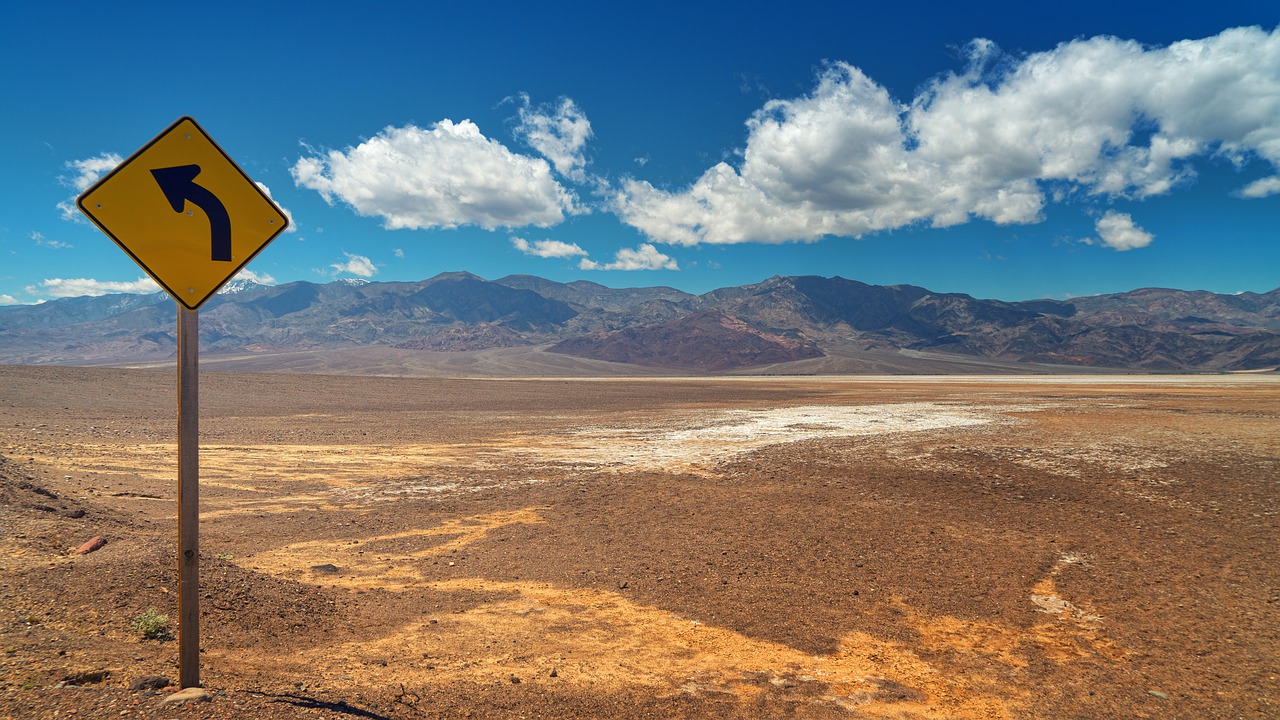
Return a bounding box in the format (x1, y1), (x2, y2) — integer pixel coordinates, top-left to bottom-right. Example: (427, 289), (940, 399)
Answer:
(1, 273), (1276, 372)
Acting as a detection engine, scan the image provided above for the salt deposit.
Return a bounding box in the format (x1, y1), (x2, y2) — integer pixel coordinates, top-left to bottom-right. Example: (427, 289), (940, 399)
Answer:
(518, 403), (994, 473)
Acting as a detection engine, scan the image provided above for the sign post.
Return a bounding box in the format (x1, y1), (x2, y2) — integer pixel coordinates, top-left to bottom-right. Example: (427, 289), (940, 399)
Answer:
(177, 306), (200, 687)
(77, 116), (289, 689)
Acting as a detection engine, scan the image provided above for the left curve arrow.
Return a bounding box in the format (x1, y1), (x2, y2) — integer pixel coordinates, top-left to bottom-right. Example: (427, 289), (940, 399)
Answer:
(151, 164), (232, 262)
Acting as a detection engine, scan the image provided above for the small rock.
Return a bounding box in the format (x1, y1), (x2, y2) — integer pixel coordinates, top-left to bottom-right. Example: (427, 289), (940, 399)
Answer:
(62, 669), (110, 685)
(1148, 690), (1170, 700)
(129, 676), (171, 693)
(618, 581), (629, 589)
(510, 675), (521, 684)
(549, 668), (558, 678)
(311, 563), (340, 574)
(72, 536), (106, 555)
(161, 687), (212, 705)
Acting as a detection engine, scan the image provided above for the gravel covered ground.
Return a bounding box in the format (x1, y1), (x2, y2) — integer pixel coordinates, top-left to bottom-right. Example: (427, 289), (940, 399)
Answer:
(1, 365), (1277, 719)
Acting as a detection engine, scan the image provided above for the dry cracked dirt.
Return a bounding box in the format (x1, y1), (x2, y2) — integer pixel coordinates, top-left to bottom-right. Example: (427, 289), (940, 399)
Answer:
(1, 365), (1277, 719)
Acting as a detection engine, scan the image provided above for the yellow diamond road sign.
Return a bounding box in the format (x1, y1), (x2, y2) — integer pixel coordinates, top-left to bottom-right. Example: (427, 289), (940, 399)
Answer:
(77, 116), (289, 310)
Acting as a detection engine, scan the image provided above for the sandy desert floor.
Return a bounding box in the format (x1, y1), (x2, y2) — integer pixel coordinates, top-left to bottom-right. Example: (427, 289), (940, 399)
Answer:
(1, 365), (1277, 719)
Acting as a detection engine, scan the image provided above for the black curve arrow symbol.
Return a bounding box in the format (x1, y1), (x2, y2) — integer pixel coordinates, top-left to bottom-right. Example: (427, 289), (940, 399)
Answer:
(151, 164), (232, 262)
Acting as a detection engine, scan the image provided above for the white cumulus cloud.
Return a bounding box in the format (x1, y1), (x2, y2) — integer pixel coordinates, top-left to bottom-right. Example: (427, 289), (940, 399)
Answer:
(27, 277), (161, 298)
(514, 95), (593, 182)
(511, 236), (588, 259)
(292, 120), (581, 231)
(579, 243), (679, 271)
(0, 294), (19, 305)
(330, 252), (378, 278)
(57, 153), (122, 222)
(614, 26), (1280, 246)
(1092, 211), (1154, 251)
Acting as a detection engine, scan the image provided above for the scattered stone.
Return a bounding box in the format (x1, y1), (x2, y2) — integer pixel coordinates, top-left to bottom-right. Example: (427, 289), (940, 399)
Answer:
(510, 675), (521, 684)
(549, 668), (558, 678)
(129, 676), (171, 693)
(62, 669), (110, 685)
(72, 536), (106, 555)
(161, 687), (212, 705)
(311, 563), (340, 574)
(618, 581), (629, 589)
(1148, 690), (1170, 700)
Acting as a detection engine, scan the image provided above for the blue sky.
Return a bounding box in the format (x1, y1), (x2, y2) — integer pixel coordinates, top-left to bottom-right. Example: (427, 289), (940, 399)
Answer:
(2, 0), (1277, 305)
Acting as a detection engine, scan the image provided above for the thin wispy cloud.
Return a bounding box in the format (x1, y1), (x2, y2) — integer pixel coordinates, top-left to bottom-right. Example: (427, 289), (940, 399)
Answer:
(57, 153), (121, 222)
(255, 182), (298, 233)
(511, 236), (588, 259)
(31, 231), (71, 250)
(514, 95), (593, 183)
(27, 276), (160, 298)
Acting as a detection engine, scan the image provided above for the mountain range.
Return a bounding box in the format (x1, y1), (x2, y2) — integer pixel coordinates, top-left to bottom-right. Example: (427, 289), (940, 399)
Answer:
(1, 273), (1277, 374)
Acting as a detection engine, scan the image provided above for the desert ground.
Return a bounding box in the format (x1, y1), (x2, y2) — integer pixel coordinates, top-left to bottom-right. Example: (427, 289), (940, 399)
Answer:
(1, 365), (1276, 719)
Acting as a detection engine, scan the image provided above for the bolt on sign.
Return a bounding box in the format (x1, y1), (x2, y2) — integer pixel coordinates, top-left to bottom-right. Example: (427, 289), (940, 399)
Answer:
(77, 116), (289, 309)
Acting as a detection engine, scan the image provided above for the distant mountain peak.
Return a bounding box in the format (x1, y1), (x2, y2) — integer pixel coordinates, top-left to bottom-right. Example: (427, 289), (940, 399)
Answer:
(425, 271), (483, 283)
(218, 279), (267, 295)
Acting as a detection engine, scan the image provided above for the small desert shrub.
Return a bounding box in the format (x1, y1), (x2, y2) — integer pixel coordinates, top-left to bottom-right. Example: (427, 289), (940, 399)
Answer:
(130, 609), (172, 640)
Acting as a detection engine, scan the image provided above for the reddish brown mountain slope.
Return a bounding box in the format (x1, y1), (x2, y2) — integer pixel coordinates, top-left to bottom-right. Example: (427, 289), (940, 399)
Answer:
(548, 311), (824, 371)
